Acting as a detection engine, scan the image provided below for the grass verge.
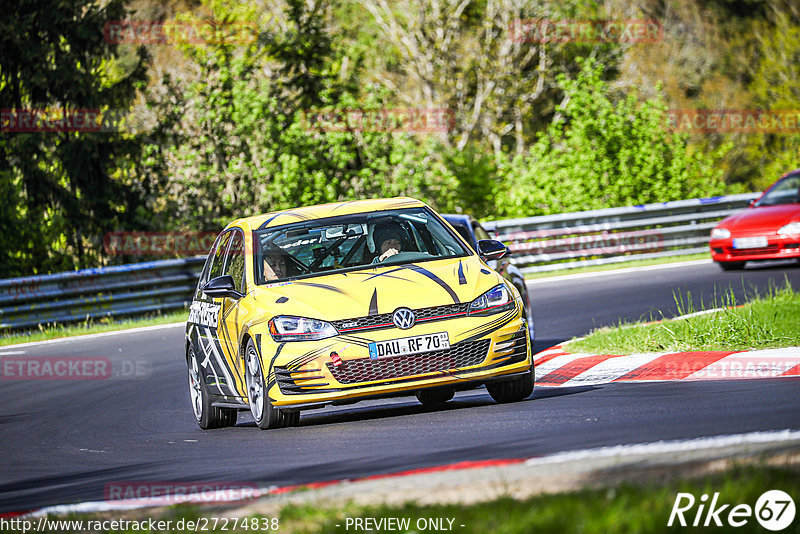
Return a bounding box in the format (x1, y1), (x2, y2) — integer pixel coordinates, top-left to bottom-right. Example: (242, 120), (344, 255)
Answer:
(0, 309), (188, 347)
(568, 281), (800, 354)
(523, 253), (710, 280)
(11, 461), (799, 533)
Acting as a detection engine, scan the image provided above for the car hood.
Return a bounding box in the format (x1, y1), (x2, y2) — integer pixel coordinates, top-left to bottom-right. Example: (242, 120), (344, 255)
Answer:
(719, 204), (800, 232)
(249, 256), (501, 321)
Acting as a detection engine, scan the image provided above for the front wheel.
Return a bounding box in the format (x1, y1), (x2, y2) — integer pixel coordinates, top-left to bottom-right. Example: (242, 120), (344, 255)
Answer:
(486, 370), (534, 403)
(188, 346), (237, 429)
(244, 338), (298, 429)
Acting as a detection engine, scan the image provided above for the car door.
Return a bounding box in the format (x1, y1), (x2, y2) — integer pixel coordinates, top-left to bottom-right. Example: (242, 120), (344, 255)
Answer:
(190, 230), (242, 399)
(217, 229), (247, 398)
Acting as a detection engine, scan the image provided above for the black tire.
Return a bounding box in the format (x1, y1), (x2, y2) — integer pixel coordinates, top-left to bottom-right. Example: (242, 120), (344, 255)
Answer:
(718, 261), (745, 271)
(415, 387), (455, 406)
(486, 370), (534, 403)
(244, 338), (298, 429)
(187, 346), (237, 429)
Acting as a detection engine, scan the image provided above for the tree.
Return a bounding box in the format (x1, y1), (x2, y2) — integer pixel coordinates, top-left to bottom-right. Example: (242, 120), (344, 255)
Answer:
(496, 57), (730, 217)
(356, 0), (567, 156)
(0, 0), (148, 275)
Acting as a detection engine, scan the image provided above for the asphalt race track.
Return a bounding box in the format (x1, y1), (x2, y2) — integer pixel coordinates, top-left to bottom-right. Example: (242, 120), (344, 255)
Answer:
(1, 260), (799, 514)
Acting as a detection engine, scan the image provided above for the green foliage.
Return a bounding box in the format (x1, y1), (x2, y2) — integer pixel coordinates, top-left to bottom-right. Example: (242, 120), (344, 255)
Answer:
(496, 57), (731, 218)
(140, 0), (462, 232)
(5, 0), (800, 275)
(0, 0), (148, 276)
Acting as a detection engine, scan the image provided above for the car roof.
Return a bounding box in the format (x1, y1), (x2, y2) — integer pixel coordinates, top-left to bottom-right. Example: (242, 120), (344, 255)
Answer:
(441, 214), (473, 226)
(231, 197), (428, 231)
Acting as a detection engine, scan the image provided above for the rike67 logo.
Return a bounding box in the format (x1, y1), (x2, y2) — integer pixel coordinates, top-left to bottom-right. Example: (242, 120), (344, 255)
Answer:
(668, 490), (796, 531)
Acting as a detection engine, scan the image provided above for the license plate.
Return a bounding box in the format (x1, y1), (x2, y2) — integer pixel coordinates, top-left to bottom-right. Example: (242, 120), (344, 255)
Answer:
(369, 332), (450, 360)
(732, 236), (768, 249)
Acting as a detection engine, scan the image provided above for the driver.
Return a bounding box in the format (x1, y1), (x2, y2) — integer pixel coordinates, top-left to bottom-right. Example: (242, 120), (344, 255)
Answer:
(263, 249), (287, 280)
(372, 223), (405, 263)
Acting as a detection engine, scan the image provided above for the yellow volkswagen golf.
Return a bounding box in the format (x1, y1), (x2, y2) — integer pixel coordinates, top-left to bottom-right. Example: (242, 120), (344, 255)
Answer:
(185, 198), (534, 429)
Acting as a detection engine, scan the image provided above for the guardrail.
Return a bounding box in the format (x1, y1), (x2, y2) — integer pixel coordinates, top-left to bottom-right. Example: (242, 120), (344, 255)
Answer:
(0, 193), (758, 330)
(484, 193), (758, 274)
(0, 258), (204, 330)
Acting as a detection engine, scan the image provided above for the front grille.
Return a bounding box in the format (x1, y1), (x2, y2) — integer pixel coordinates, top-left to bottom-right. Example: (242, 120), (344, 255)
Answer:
(327, 339), (491, 384)
(726, 245), (780, 257)
(332, 303), (470, 333)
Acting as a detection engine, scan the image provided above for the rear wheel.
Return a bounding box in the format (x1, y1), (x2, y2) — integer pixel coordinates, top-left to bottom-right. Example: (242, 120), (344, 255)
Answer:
(416, 387), (455, 406)
(244, 338), (298, 429)
(486, 370), (534, 403)
(187, 346), (237, 429)
(718, 261), (745, 271)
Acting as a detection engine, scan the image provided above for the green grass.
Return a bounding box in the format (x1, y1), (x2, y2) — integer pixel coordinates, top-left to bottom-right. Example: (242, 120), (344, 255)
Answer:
(276, 464), (800, 534)
(568, 281), (800, 354)
(0, 309), (189, 347)
(11, 462), (799, 533)
(524, 253), (710, 280)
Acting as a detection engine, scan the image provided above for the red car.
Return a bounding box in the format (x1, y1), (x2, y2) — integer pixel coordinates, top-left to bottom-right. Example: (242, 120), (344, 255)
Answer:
(710, 170), (800, 270)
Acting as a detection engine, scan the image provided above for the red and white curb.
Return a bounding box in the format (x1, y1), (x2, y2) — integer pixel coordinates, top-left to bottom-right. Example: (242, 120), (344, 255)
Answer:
(534, 345), (800, 386)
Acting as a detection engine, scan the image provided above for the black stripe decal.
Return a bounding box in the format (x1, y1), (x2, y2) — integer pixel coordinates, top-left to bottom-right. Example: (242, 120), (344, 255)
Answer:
(368, 288), (379, 316)
(293, 282), (349, 295)
(402, 265), (460, 304)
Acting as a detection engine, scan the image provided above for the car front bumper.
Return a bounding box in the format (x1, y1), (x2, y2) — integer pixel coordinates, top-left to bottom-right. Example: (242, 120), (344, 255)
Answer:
(260, 308), (532, 410)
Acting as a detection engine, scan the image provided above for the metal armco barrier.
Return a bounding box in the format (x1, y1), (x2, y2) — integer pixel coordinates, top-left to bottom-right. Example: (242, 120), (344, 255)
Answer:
(484, 193), (759, 274)
(0, 193), (759, 330)
(0, 258), (205, 330)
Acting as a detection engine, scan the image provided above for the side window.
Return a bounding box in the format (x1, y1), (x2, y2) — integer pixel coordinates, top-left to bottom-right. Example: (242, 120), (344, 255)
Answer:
(223, 230), (245, 293)
(208, 231), (232, 282)
(199, 231), (226, 288)
(453, 225), (474, 249)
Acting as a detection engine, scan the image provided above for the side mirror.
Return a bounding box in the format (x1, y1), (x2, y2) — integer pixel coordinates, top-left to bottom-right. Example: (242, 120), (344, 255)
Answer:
(202, 275), (244, 299)
(477, 239), (509, 261)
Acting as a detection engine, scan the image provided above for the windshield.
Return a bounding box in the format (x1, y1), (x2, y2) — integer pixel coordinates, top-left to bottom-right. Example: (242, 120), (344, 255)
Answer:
(754, 173), (800, 207)
(254, 207), (470, 284)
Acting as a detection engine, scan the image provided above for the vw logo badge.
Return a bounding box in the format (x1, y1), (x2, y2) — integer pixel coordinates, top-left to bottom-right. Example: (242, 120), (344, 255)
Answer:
(392, 308), (415, 330)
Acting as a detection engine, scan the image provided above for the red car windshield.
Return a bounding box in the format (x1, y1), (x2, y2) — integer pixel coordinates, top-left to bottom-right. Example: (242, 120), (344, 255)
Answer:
(754, 173), (800, 207)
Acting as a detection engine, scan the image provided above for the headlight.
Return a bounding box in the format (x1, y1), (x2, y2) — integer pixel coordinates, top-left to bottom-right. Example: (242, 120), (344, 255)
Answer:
(710, 227), (731, 240)
(469, 284), (515, 316)
(268, 316), (338, 342)
(778, 222), (800, 236)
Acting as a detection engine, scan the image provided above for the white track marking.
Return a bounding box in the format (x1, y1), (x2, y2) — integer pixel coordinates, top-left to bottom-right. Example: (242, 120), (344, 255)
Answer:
(0, 322), (185, 349)
(524, 429), (800, 466)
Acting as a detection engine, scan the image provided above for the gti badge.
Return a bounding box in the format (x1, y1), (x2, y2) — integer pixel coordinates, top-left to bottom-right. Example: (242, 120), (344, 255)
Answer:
(392, 308), (415, 330)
